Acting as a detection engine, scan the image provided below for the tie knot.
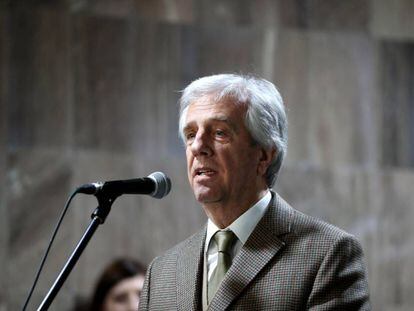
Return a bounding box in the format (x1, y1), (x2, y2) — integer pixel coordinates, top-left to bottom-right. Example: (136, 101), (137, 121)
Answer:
(213, 230), (236, 254)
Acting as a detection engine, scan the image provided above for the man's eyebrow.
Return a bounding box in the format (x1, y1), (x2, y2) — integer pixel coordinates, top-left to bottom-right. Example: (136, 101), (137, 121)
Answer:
(182, 124), (193, 133)
(212, 116), (238, 131)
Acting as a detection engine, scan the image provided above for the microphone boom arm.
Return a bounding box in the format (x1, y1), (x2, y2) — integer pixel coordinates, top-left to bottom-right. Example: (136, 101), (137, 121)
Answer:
(37, 192), (117, 310)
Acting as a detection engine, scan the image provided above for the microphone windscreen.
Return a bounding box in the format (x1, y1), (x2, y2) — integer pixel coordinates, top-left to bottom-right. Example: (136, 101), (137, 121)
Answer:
(148, 172), (172, 199)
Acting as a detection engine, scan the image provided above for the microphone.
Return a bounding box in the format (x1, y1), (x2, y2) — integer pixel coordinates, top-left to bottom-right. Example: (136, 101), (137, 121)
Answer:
(77, 172), (171, 199)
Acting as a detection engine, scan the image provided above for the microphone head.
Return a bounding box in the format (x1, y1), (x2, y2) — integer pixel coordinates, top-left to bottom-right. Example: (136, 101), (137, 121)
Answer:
(148, 172), (172, 199)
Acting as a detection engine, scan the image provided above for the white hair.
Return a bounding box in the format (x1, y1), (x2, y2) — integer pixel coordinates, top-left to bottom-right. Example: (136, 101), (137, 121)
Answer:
(178, 74), (288, 187)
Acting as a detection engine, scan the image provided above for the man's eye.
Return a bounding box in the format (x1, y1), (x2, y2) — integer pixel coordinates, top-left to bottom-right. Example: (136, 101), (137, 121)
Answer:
(215, 130), (226, 137)
(185, 132), (195, 141)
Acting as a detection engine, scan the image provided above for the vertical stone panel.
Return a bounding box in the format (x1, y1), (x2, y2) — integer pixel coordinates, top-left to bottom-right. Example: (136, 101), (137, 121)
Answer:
(6, 149), (73, 310)
(4, 6), (74, 310)
(198, 0), (280, 28)
(370, 171), (414, 310)
(276, 31), (379, 168)
(130, 22), (190, 157)
(197, 0), (253, 26)
(195, 0), (281, 76)
(197, 25), (264, 76)
(379, 41), (414, 167)
(76, 0), (136, 18)
(133, 0), (194, 23)
(250, 0), (280, 28)
(279, 0), (369, 31)
(0, 9), (9, 311)
(371, 0), (414, 40)
(73, 17), (190, 157)
(306, 32), (378, 168)
(72, 15), (134, 151)
(76, 0), (196, 23)
(7, 7), (71, 149)
(195, 0), (275, 28)
(274, 30), (311, 165)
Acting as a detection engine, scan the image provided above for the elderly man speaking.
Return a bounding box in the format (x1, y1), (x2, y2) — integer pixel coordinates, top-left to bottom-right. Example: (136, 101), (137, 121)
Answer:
(139, 74), (370, 310)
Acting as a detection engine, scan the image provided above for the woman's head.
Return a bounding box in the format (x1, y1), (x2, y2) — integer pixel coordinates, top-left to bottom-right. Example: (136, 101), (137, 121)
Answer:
(91, 258), (147, 311)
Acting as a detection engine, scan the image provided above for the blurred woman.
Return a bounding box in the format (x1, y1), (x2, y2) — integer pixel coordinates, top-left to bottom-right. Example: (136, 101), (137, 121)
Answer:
(90, 258), (146, 311)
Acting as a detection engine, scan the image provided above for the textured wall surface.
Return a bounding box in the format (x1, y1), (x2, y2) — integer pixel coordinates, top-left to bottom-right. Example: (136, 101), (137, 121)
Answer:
(1, 1), (414, 310)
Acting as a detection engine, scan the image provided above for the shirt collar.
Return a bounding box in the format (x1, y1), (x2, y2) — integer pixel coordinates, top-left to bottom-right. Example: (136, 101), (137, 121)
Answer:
(205, 190), (271, 250)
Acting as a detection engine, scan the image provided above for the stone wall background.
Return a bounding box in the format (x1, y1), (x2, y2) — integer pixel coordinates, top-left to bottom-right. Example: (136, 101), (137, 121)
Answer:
(1, 1), (413, 310)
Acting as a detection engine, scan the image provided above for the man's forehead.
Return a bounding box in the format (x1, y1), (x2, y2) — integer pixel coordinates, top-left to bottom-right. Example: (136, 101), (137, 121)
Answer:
(188, 95), (245, 114)
(183, 112), (234, 128)
(184, 98), (244, 127)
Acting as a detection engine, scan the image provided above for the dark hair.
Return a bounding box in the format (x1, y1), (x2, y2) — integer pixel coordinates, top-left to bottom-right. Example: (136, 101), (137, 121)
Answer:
(90, 258), (147, 311)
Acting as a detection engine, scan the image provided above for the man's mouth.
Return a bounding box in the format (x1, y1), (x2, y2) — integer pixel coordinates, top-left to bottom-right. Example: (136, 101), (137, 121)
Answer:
(195, 168), (216, 176)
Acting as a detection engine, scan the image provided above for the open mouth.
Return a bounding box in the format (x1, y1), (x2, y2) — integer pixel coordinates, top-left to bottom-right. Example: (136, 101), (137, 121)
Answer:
(195, 169), (215, 176)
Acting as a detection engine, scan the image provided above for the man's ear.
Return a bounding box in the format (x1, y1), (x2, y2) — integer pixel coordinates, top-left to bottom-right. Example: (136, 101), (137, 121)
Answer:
(257, 147), (277, 176)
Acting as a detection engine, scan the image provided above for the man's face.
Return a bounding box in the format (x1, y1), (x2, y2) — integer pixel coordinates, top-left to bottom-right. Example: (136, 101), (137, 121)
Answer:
(183, 96), (265, 208)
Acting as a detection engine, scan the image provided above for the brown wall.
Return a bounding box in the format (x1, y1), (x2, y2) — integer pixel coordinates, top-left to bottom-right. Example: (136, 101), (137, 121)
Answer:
(1, 1), (414, 310)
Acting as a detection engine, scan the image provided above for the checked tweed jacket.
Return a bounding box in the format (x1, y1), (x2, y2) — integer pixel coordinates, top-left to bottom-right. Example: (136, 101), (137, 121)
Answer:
(139, 192), (371, 310)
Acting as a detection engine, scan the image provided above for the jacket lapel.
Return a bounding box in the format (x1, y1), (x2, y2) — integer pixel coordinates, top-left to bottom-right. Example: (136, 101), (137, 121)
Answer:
(176, 227), (206, 311)
(208, 192), (294, 310)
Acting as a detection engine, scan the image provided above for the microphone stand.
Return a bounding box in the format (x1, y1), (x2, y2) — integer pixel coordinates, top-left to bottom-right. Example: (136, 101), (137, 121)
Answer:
(37, 194), (118, 311)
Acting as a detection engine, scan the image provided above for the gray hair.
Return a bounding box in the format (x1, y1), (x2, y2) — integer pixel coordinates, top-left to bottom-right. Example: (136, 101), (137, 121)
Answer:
(178, 74), (288, 187)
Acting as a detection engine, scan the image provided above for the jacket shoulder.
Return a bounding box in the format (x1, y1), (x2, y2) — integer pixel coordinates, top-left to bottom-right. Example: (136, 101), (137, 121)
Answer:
(291, 208), (356, 243)
(151, 227), (206, 265)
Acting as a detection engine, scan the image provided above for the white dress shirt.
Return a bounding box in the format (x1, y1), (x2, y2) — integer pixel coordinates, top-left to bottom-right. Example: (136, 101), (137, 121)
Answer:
(204, 191), (271, 280)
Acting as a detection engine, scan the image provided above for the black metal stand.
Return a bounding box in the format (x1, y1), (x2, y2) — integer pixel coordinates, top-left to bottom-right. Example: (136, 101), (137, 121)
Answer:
(37, 195), (117, 311)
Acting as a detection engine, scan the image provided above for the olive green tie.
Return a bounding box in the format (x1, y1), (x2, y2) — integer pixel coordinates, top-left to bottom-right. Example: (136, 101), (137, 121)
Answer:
(208, 230), (236, 303)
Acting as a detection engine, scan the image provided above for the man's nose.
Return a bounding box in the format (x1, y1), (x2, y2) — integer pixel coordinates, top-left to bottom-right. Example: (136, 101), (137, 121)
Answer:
(191, 131), (213, 157)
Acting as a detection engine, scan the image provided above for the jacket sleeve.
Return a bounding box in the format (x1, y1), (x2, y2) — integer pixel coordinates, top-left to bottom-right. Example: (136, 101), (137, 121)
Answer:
(306, 234), (371, 310)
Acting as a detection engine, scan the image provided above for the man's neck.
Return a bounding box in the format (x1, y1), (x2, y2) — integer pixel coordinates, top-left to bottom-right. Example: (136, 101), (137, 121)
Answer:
(203, 189), (269, 229)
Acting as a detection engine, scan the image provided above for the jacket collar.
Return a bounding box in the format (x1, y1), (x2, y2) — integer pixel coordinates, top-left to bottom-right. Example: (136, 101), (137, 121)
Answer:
(208, 191), (294, 310)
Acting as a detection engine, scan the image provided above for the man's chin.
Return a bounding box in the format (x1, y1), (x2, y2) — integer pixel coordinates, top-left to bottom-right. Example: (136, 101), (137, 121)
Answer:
(193, 190), (221, 204)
